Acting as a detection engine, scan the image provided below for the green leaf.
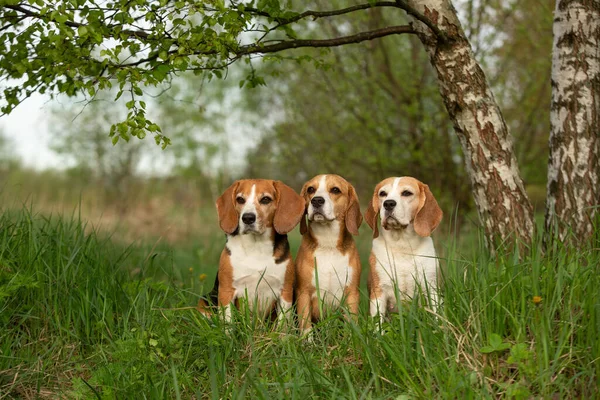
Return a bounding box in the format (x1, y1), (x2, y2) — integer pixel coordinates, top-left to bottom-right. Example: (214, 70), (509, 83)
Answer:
(508, 343), (530, 363)
(489, 333), (503, 349)
(479, 346), (495, 354)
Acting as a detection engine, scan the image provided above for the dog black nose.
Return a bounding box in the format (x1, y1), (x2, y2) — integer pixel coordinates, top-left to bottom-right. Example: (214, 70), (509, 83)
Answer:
(383, 200), (397, 211)
(241, 213), (256, 225)
(311, 196), (325, 207)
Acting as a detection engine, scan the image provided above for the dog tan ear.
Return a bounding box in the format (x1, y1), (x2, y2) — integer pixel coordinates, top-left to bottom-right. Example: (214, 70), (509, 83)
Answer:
(364, 186), (381, 239)
(273, 181), (305, 234)
(216, 181), (240, 234)
(345, 185), (363, 236)
(414, 183), (443, 237)
(300, 212), (308, 235)
(299, 182), (309, 235)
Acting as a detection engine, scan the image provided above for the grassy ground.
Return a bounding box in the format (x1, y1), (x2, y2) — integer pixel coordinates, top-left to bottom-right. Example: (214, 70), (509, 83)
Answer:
(1, 208), (599, 399)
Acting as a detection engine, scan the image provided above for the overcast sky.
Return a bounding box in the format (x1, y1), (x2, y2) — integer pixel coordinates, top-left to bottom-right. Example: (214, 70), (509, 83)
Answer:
(1, 93), (63, 169)
(0, 87), (258, 174)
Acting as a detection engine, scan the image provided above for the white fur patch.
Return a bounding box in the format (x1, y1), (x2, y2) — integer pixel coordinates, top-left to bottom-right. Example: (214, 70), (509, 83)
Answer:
(370, 226), (438, 316)
(226, 228), (285, 315)
(311, 222), (353, 309)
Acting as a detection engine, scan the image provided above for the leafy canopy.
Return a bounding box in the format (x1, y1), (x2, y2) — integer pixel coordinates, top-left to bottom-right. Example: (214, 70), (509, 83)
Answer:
(0, 0), (424, 147)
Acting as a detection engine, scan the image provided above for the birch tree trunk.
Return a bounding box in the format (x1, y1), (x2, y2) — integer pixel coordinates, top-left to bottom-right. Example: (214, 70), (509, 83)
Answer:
(546, 0), (600, 244)
(405, 0), (534, 247)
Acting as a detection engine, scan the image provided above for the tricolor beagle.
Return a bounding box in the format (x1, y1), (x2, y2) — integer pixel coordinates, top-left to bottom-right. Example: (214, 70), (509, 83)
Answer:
(211, 179), (304, 323)
(295, 174), (363, 334)
(365, 177), (443, 323)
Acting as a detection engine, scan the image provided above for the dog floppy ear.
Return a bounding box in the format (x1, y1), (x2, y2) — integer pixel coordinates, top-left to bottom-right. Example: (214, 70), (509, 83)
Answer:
(300, 211), (308, 235)
(299, 181), (309, 235)
(345, 185), (363, 236)
(216, 181), (240, 234)
(413, 183), (443, 237)
(273, 181), (305, 234)
(365, 185), (381, 239)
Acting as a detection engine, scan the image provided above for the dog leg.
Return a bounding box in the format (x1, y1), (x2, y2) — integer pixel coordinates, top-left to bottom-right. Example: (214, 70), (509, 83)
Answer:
(297, 291), (313, 337)
(278, 262), (295, 325)
(277, 297), (293, 325)
(344, 287), (360, 322)
(370, 295), (387, 332)
(218, 287), (235, 324)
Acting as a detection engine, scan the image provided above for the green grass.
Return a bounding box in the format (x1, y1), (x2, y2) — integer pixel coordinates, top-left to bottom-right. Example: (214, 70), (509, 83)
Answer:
(1, 208), (599, 399)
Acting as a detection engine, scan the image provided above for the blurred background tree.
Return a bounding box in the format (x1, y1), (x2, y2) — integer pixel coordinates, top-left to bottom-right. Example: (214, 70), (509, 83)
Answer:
(154, 71), (241, 202)
(49, 98), (147, 208)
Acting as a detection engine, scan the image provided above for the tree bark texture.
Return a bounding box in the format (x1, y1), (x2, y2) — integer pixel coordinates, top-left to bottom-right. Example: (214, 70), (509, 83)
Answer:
(405, 0), (535, 247)
(546, 0), (600, 244)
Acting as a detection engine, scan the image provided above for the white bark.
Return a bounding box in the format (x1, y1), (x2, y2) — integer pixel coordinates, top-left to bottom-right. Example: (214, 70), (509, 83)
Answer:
(546, 0), (600, 243)
(405, 0), (534, 247)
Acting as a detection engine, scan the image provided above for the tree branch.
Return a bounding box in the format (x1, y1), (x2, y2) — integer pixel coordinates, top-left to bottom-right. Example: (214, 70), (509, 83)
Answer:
(244, 1), (446, 42)
(237, 25), (416, 55)
(3, 2), (440, 48)
(245, 2), (399, 25)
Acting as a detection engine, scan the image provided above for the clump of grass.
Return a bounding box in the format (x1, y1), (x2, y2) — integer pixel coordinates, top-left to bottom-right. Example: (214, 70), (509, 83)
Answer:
(0, 208), (598, 398)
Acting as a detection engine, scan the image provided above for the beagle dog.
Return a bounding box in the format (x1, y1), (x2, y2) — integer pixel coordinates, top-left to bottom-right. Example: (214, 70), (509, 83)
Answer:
(210, 179), (305, 323)
(295, 174), (363, 334)
(365, 177), (443, 323)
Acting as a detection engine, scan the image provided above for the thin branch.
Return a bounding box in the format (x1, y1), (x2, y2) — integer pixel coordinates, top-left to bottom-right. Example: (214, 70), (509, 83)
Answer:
(245, 1), (399, 25)
(237, 25), (416, 55)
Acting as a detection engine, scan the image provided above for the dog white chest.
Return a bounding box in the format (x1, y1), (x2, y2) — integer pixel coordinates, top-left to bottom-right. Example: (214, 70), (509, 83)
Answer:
(372, 232), (437, 298)
(227, 233), (284, 311)
(311, 248), (353, 307)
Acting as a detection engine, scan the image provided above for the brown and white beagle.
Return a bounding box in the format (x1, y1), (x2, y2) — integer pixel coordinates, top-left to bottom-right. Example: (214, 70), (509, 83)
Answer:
(210, 179), (304, 323)
(365, 177), (443, 323)
(295, 174), (363, 335)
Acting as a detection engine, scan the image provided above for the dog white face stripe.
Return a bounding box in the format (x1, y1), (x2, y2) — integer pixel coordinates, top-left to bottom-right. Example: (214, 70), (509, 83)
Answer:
(240, 184), (257, 214)
(238, 184), (260, 233)
(308, 175), (336, 221)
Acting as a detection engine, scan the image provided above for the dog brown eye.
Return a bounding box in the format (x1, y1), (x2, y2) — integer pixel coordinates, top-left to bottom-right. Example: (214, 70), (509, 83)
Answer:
(401, 190), (413, 197)
(307, 187), (316, 194)
(379, 191), (387, 197)
(236, 196), (245, 204)
(330, 187), (341, 194)
(259, 196), (272, 205)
